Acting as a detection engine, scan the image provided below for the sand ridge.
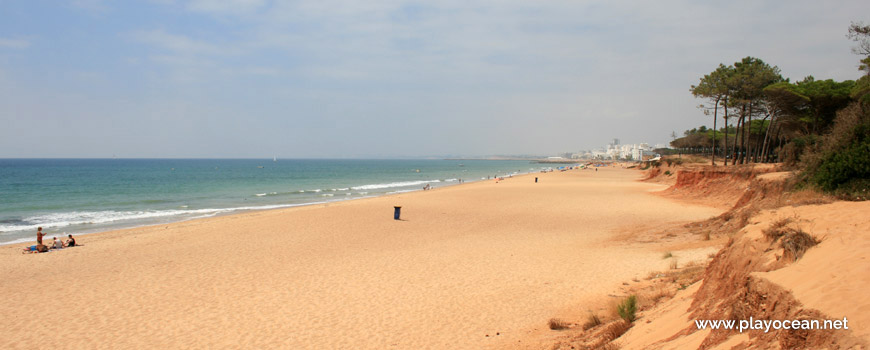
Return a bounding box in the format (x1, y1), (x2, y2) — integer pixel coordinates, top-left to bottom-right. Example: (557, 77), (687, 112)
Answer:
(0, 167), (720, 349)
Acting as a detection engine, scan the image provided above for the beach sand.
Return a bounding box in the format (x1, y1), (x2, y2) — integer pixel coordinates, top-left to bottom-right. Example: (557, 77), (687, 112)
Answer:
(0, 167), (720, 349)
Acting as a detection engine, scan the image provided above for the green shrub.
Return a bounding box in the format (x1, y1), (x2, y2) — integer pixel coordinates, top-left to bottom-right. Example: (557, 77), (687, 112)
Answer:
(617, 295), (638, 323)
(801, 103), (870, 199)
(812, 135), (870, 194)
(832, 178), (870, 200)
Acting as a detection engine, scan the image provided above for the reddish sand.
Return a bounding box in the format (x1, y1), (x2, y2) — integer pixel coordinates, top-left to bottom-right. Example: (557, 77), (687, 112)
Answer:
(619, 201), (870, 349)
(0, 167), (720, 349)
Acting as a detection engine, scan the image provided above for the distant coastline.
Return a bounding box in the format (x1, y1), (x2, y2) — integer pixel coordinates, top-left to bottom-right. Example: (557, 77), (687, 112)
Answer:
(445, 157), (585, 164)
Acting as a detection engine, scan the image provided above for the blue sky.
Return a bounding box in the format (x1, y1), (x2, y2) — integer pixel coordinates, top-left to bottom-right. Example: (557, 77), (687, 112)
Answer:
(1, 0), (867, 158)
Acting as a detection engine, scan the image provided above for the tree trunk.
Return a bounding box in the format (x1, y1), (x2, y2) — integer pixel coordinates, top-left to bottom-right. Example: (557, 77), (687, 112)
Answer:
(772, 125), (783, 162)
(723, 99), (729, 166)
(712, 98), (719, 166)
(732, 106), (744, 165)
(746, 102), (753, 164)
(760, 113), (774, 163)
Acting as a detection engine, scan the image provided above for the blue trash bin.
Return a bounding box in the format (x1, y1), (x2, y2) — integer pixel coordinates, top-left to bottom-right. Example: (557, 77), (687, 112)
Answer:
(394, 206), (402, 220)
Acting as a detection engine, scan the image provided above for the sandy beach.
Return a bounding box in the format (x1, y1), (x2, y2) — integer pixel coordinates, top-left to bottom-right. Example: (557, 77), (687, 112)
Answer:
(0, 167), (720, 349)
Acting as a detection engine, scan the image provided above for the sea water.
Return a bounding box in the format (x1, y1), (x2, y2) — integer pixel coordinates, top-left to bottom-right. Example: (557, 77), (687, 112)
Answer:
(0, 159), (551, 245)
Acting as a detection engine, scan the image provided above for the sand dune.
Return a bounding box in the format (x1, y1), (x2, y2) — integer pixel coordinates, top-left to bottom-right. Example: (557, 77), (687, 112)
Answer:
(0, 167), (720, 349)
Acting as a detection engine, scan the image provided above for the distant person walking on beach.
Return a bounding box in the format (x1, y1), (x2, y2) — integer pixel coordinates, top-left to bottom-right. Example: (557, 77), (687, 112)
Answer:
(36, 227), (46, 245)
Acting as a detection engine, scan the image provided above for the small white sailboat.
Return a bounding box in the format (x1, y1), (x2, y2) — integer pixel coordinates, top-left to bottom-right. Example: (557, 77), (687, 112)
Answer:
(273, 156), (277, 162)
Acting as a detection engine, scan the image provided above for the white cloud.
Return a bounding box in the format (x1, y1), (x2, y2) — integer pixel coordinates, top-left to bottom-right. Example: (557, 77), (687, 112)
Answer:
(12, 0), (863, 157)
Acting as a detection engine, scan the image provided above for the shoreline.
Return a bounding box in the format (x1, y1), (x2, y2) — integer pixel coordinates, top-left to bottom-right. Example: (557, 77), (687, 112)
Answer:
(3, 169), (554, 249)
(0, 166), (551, 247)
(0, 166), (719, 349)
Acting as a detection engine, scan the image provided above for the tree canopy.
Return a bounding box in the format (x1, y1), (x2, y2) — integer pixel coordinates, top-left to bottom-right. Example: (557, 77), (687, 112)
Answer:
(683, 22), (870, 198)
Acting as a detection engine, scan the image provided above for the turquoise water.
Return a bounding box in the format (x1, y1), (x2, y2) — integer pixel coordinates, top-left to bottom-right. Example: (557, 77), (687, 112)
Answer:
(0, 159), (553, 245)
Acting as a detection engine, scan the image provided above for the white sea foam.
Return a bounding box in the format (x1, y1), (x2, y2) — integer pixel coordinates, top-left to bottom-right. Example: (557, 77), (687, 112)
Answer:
(387, 189), (417, 194)
(351, 180), (440, 191)
(0, 202), (326, 236)
(321, 194), (334, 197)
(255, 193), (267, 197)
(1, 237), (41, 246)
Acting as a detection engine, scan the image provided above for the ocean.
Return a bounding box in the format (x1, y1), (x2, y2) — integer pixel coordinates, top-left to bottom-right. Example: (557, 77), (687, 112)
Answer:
(0, 158), (554, 245)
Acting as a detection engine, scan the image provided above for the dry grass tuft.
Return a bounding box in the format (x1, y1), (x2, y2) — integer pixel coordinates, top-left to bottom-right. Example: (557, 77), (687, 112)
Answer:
(781, 229), (820, 261)
(781, 188), (834, 206)
(648, 261), (706, 287)
(662, 251), (673, 259)
(583, 313), (603, 330)
(638, 285), (676, 311)
(762, 217), (820, 261)
(762, 217), (793, 241)
(668, 259), (679, 270)
(648, 286), (675, 305)
(601, 320), (632, 342)
(548, 318), (570, 330)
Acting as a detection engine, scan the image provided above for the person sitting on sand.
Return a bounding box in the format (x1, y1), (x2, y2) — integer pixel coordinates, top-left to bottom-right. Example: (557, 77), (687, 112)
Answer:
(52, 237), (63, 250)
(66, 234), (76, 247)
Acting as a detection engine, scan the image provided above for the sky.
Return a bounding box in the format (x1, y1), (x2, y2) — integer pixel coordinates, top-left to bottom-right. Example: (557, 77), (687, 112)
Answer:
(0, 0), (867, 158)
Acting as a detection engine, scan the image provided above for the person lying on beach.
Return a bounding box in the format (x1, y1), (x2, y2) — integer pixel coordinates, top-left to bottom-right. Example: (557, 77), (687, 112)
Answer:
(65, 234), (76, 247)
(22, 244), (50, 254)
